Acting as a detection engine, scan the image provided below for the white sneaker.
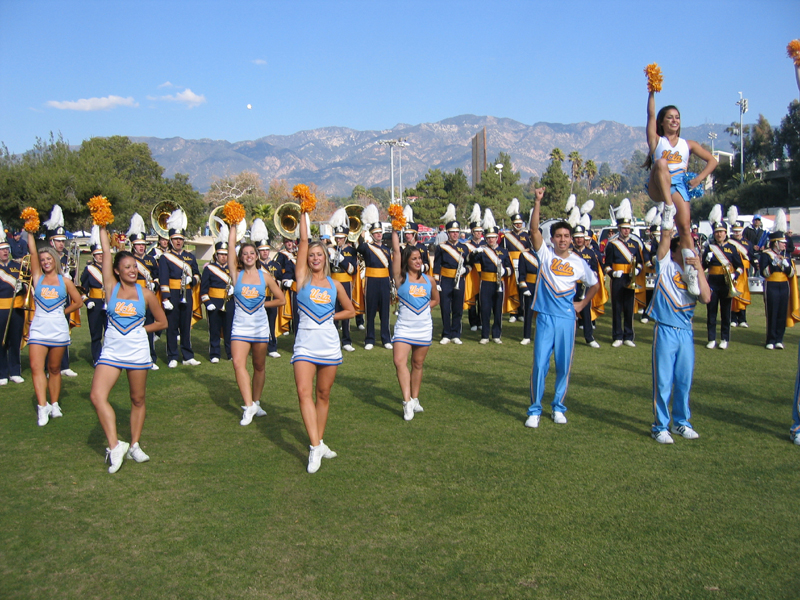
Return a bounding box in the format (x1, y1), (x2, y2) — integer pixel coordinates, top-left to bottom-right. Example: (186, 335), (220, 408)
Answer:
(319, 440), (337, 459)
(403, 400), (415, 421)
(452, 338), (462, 345)
(150, 364), (159, 371)
(253, 401), (267, 417)
(776, 342), (785, 350)
(105, 440), (130, 474)
(282, 331), (290, 336)
(671, 425), (700, 440)
(470, 325), (478, 331)
(342, 345), (355, 352)
(719, 341), (728, 350)
(384, 343), (393, 350)
(640, 317), (649, 323)
(37, 404), (51, 427)
(524, 415), (540, 428)
(61, 369), (78, 377)
(307, 444), (323, 474)
(364, 344), (374, 350)
(493, 338), (502, 344)
(126, 442), (150, 463)
(520, 338), (531, 345)
(740, 322), (749, 328)
(168, 360), (178, 368)
(552, 411), (567, 424)
(766, 344), (775, 350)
(50, 402), (63, 418)
(357, 324), (366, 330)
(612, 340), (622, 348)
(624, 340), (636, 348)
(589, 340), (600, 348)
(412, 398), (424, 413)
(652, 431), (674, 444)
(0, 378), (7, 386)
(509, 316), (517, 323)
(706, 341), (716, 349)
(268, 351), (281, 358)
(240, 403), (259, 426)
(684, 265), (701, 296)
(439, 338), (450, 345)
(210, 357), (220, 364)
(9, 375), (24, 383)
(791, 432), (800, 446)
(730, 322), (737, 328)
(182, 358), (201, 366)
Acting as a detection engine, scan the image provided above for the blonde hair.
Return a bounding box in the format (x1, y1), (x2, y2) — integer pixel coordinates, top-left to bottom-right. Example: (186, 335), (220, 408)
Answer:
(299, 241), (331, 289)
(38, 246), (64, 275)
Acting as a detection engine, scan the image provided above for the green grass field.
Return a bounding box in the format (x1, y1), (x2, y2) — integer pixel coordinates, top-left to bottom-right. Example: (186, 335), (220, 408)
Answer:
(1, 295), (799, 599)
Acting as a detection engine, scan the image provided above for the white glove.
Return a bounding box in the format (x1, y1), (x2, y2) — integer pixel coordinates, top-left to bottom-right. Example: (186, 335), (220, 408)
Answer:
(162, 300), (174, 311)
(227, 286), (235, 296)
(182, 274), (193, 286)
(634, 266), (641, 276)
(705, 252), (714, 263)
(86, 301), (95, 310)
(773, 257), (781, 267)
(207, 304), (216, 312)
(474, 247), (484, 254)
(282, 279), (293, 289)
(337, 251), (345, 263)
(499, 266), (506, 278)
(436, 284), (442, 292)
(783, 259), (790, 269)
(457, 266), (466, 278)
(523, 290), (531, 297)
(612, 270), (624, 278)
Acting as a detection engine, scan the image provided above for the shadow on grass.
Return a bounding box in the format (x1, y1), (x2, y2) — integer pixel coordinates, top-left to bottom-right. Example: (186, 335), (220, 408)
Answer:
(336, 370), (398, 416)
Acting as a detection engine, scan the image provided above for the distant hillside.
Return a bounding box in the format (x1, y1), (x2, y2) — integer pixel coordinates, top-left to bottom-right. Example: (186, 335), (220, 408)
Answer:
(132, 115), (734, 196)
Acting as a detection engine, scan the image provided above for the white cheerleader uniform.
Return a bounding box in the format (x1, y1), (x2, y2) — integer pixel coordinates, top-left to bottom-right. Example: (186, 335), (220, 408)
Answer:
(392, 274), (433, 346)
(96, 284), (151, 370)
(27, 274), (70, 347)
(652, 136), (691, 202)
(230, 271), (270, 343)
(291, 277), (342, 366)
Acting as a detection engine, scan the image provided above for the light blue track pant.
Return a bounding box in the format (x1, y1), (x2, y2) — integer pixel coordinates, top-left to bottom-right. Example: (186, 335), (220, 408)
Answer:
(651, 324), (694, 433)
(791, 343), (800, 437)
(528, 312), (575, 416)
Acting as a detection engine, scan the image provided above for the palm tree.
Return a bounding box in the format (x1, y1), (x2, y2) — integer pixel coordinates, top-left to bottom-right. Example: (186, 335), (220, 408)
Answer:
(549, 147), (565, 163)
(568, 151), (583, 194)
(583, 160), (597, 191)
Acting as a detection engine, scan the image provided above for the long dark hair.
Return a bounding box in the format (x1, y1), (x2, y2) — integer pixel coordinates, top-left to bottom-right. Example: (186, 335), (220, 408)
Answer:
(237, 242), (263, 271)
(113, 250), (135, 282)
(644, 105), (681, 170)
(400, 246), (420, 285)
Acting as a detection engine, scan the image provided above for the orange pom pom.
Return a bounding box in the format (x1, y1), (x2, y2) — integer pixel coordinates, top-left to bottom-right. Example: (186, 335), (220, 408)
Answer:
(788, 40), (800, 67)
(87, 195), (115, 226)
(222, 200), (246, 225)
(644, 63), (663, 93)
(20, 207), (40, 233)
(293, 184), (317, 214)
(388, 204), (406, 231)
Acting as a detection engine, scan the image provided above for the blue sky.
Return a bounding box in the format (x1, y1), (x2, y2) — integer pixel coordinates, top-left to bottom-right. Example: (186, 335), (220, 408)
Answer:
(1, 0), (798, 155)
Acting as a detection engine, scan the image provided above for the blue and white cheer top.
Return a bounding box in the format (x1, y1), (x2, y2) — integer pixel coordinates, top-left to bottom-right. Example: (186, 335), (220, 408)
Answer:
(392, 274), (433, 346)
(97, 283), (152, 370)
(291, 277), (342, 366)
(231, 270), (270, 343)
(28, 274), (70, 347)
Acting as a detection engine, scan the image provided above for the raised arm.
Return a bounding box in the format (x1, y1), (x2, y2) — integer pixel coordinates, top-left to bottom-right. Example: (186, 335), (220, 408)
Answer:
(646, 92), (659, 153)
(295, 215), (309, 284)
(391, 229), (402, 286)
(227, 219), (238, 284)
(686, 140), (718, 190)
(99, 226), (116, 299)
(25, 231), (42, 282)
(657, 227), (673, 261)
(529, 187), (546, 252)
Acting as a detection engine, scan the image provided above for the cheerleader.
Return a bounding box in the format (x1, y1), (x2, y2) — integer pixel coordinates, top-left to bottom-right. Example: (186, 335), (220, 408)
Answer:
(24, 233), (83, 427)
(89, 226), (167, 473)
(390, 229), (439, 421)
(292, 215), (355, 474)
(228, 222), (285, 426)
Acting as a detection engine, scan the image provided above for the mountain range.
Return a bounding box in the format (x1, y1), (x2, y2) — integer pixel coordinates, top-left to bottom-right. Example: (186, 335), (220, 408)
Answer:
(132, 115), (735, 196)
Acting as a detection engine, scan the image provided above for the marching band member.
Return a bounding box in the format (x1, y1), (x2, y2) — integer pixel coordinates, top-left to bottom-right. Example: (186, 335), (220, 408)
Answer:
(252, 219), (281, 359)
(0, 223), (25, 385)
(503, 198), (530, 323)
(463, 204), (484, 332)
(44, 205), (78, 377)
(225, 218), (285, 426)
(604, 204), (643, 347)
(760, 217), (798, 350)
(646, 219), (711, 444)
(516, 243), (539, 346)
(127, 214), (160, 369)
(701, 212), (743, 350)
(729, 216), (754, 328)
(357, 205), (392, 350)
(401, 206), (429, 273)
(639, 224), (660, 323)
(572, 225), (601, 348)
(525, 188), (599, 428)
(89, 225), (168, 473)
(433, 204), (470, 345)
(390, 224), (439, 421)
(147, 234), (170, 260)
(158, 208), (202, 368)
(275, 235), (298, 335)
(22, 224), (83, 426)
(292, 213), (355, 473)
(328, 208), (358, 353)
(200, 230), (233, 364)
(471, 209), (511, 344)
(79, 232), (107, 366)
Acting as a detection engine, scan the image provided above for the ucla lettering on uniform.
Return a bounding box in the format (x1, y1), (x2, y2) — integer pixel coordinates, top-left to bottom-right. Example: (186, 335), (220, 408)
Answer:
(241, 285), (259, 299)
(408, 285), (427, 298)
(41, 287), (59, 299)
(550, 258), (575, 277)
(661, 149), (684, 164)
(310, 288), (332, 304)
(672, 272), (687, 290)
(114, 302), (138, 317)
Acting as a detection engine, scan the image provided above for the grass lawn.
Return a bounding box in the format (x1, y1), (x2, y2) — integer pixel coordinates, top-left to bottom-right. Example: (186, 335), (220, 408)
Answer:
(1, 294), (798, 599)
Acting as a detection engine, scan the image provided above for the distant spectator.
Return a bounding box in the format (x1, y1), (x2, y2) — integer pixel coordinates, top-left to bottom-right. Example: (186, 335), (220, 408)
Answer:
(744, 216), (765, 249)
(8, 230), (28, 259)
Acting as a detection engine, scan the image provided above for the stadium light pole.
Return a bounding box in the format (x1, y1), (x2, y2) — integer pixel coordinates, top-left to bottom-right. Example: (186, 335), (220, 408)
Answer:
(397, 138), (408, 204)
(378, 139), (406, 204)
(495, 163), (503, 183)
(736, 92), (748, 185)
(708, 131), (717, 154)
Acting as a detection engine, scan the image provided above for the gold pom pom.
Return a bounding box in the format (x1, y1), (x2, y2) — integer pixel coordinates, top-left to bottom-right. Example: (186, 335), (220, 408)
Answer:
(87, 195), (115, 226)
(222, 200), (246, 225)
(293, 184), (317, 214)
(20, 207), (40, 233)
(644, 63), (663, 93)
(388, 204), (406, 231)
(788, 40), (800, 67)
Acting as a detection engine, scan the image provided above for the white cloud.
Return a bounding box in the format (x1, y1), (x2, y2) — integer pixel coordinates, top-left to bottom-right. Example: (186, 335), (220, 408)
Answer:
(252, 58), (267, 66)
(158, 81), (175, 88)
(154, 88), (207, 108)
(46, 95), (138, 111)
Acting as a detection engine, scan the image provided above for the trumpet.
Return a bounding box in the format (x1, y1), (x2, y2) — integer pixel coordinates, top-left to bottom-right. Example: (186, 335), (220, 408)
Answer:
(66, 241), (80, 282)
(627, 256), (642, 291)
(724, 264), (743, 299)
(180, 262), (192, 304)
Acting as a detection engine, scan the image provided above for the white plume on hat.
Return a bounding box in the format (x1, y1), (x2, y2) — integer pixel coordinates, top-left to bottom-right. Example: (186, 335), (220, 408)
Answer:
(708, 204), (723, 225)
(90, 225), (101, 248)
(506, 197), (520, 217)
(727, 205), (739, 226)
(403, 204), (414, 223)
(617, 198), (632, 221)
(644, 206), (659, 225)
(468, 203), (482, 226)
(0, 219), (6, 244)
(440, 203), (456, 222)
(215, 219), (230, 244)
(363, 203), (380, 226)
(775, 209), (788, 233)
(580, 213), (591, 230)
(568, 206), (581, 228)
(565, 194), (576, 213)
(580, 199), (594, 215)
(329, 208), (348, 229)
(166, 208), (188, 231)
(126, 212), (146, 238)
(250, 218), (268, 244)
(43, 205), (64, 230)
(483, 208), (497, 230)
